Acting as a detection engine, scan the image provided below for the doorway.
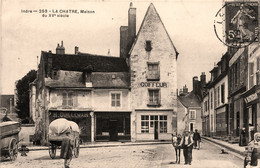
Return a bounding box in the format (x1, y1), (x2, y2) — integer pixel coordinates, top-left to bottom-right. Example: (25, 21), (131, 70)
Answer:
(236, 112), (240, 136)
(109, 120), (118, 141)
(190, 123), (194, 132)
(154, 121), (158, 140)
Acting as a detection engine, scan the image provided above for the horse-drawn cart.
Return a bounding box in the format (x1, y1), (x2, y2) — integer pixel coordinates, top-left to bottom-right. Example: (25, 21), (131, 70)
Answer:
(0, 121), (21, 161)
(48, 118), (80, 159)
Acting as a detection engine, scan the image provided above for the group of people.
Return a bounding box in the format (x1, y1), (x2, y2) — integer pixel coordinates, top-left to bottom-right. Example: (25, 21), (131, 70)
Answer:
(171, 129), (201, 165)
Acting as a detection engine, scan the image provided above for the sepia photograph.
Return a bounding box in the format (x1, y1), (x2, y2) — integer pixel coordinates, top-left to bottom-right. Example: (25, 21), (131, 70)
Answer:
(1, 0), (260, 167)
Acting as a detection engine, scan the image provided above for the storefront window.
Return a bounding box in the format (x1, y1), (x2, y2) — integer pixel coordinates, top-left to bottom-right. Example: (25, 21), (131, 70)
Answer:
(160, 115), (167, 133)
(141, 115), (149, 133)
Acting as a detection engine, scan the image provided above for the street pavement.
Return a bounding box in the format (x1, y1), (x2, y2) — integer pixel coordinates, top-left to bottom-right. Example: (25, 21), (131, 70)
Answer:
(1, 139), (243, 168)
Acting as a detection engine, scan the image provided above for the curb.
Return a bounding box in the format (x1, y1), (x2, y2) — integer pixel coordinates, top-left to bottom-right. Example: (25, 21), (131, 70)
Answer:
(202, 137), (244, 156)
(27, 141), (171, 151)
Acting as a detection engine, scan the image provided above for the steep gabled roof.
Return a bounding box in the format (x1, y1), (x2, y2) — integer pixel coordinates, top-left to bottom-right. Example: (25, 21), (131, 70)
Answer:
(129, 3), (179, 59)
(178, 91), (201, 108)
(42, 51), (129, 72)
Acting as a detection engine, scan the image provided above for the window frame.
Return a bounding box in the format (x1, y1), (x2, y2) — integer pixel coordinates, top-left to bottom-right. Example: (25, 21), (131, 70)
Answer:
(110, 91), (122, 109)
(159, 115), (167, 133)
(189, 110), (196, 120)
(62, 91), (73, 107)
(147, 62), (160, 81)
(141, 115), (149, 133)
(221, 83), (225, 104)
(147, 89), (161, 106)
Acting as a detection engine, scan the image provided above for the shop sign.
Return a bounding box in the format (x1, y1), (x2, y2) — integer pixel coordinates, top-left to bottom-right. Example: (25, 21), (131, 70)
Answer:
(140, 82), (167, 88)
(245, 93), (258, 103)
(50, 111), (89, 118)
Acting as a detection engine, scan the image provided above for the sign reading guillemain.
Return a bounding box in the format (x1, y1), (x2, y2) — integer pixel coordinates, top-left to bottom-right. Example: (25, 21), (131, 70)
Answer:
(50, 111), (89, 118)
(140, 82), (168, 88)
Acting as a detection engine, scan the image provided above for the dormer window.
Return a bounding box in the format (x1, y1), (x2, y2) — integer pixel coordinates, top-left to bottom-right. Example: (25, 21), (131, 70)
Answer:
(145, 40), (152, 51)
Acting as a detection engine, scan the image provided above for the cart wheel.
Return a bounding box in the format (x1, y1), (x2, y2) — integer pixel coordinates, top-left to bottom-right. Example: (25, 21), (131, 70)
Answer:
(9, 138), (18, 161)
(74, 137), (80, 158)
(49, 143), (56, 159)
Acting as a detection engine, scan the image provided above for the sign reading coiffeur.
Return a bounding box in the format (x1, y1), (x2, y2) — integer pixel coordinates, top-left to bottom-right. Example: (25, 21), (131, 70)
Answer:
(140, 82), (168, 88)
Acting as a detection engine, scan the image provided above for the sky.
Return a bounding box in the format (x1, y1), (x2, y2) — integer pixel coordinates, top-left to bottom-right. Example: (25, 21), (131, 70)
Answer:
(1, 0), (227, 95)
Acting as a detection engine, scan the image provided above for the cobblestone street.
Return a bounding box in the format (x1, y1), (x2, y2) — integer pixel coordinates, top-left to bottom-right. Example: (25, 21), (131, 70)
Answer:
(1, 140), (243, 168)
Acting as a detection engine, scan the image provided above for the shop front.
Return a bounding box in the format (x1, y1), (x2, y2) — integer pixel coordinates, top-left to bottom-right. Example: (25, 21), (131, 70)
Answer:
(242, 86), (260, 141)
(135, 110), (174, 141)
(216, 105), (228, 136)
(95, 112), (131, 141)
(49, 110), (91, 142)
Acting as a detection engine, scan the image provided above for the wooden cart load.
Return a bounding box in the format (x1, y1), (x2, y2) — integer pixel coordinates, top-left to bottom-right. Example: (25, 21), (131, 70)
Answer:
(0, 121), (21, 161)
(48, 118), (80, 159)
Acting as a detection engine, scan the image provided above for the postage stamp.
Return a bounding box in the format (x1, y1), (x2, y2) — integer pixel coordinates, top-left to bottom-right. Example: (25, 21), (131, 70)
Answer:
(214, 1), (259, 48)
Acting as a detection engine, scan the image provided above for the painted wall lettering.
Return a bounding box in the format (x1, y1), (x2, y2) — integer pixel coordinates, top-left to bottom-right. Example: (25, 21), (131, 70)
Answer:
(140, 82), (168, 88)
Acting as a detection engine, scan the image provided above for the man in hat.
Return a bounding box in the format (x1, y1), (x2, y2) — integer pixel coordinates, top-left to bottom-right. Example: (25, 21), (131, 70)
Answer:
(179, 131), (193, 165)
(193, 129), (201, 150)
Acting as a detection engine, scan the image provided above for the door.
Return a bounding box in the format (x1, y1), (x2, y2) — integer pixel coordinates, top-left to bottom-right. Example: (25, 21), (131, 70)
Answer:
(190, 123), (194, 132)
(154, 121), (158, 140)
(236, 112), (240, 136)
(109, 120), (118, 141)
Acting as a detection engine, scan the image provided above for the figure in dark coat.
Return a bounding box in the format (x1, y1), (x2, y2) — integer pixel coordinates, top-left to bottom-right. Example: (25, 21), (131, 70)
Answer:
(240, 127), (247, 146)
(60, 129), (73, 168)
(193, 129), (201, 149)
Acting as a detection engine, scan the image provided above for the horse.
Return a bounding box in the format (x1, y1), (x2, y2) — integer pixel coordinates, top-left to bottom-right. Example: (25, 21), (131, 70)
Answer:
(172, 134), (182, 164)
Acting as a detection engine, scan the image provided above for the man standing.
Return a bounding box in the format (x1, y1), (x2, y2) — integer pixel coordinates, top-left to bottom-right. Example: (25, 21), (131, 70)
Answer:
(179, 131), (193, 165)
(60, 128), (74, 168)
(193, 129), (201, 150)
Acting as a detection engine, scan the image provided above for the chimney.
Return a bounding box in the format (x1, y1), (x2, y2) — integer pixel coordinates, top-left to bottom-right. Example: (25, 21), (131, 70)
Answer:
(56, 41), (65, 54)
(179, 89), (183, 96)
(127, 2), (136, 55)
(120, 26), (128, 58)
(200, 72), (206, 87)
(183, 85), (188, 95)
(75, 46), (79, 54)
(193, 76), (199, 95)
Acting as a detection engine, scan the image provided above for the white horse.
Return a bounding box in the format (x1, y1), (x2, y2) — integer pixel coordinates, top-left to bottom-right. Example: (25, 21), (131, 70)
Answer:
(172, 134), (182, 164)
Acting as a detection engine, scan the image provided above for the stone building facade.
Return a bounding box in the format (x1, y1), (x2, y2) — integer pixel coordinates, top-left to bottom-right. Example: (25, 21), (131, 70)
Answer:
(30, 3), (178, 144)
(207, 52), (229, 136)
(228, 48), (248, 137)
(129, 3), (178, 141)
(242, 43), (260, 141)
(177, 74), (205, 135)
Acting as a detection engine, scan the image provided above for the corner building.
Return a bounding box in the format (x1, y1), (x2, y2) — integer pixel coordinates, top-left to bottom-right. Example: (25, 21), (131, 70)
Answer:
(129, 4), (178, 141)
(30, 3), (178, 144)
